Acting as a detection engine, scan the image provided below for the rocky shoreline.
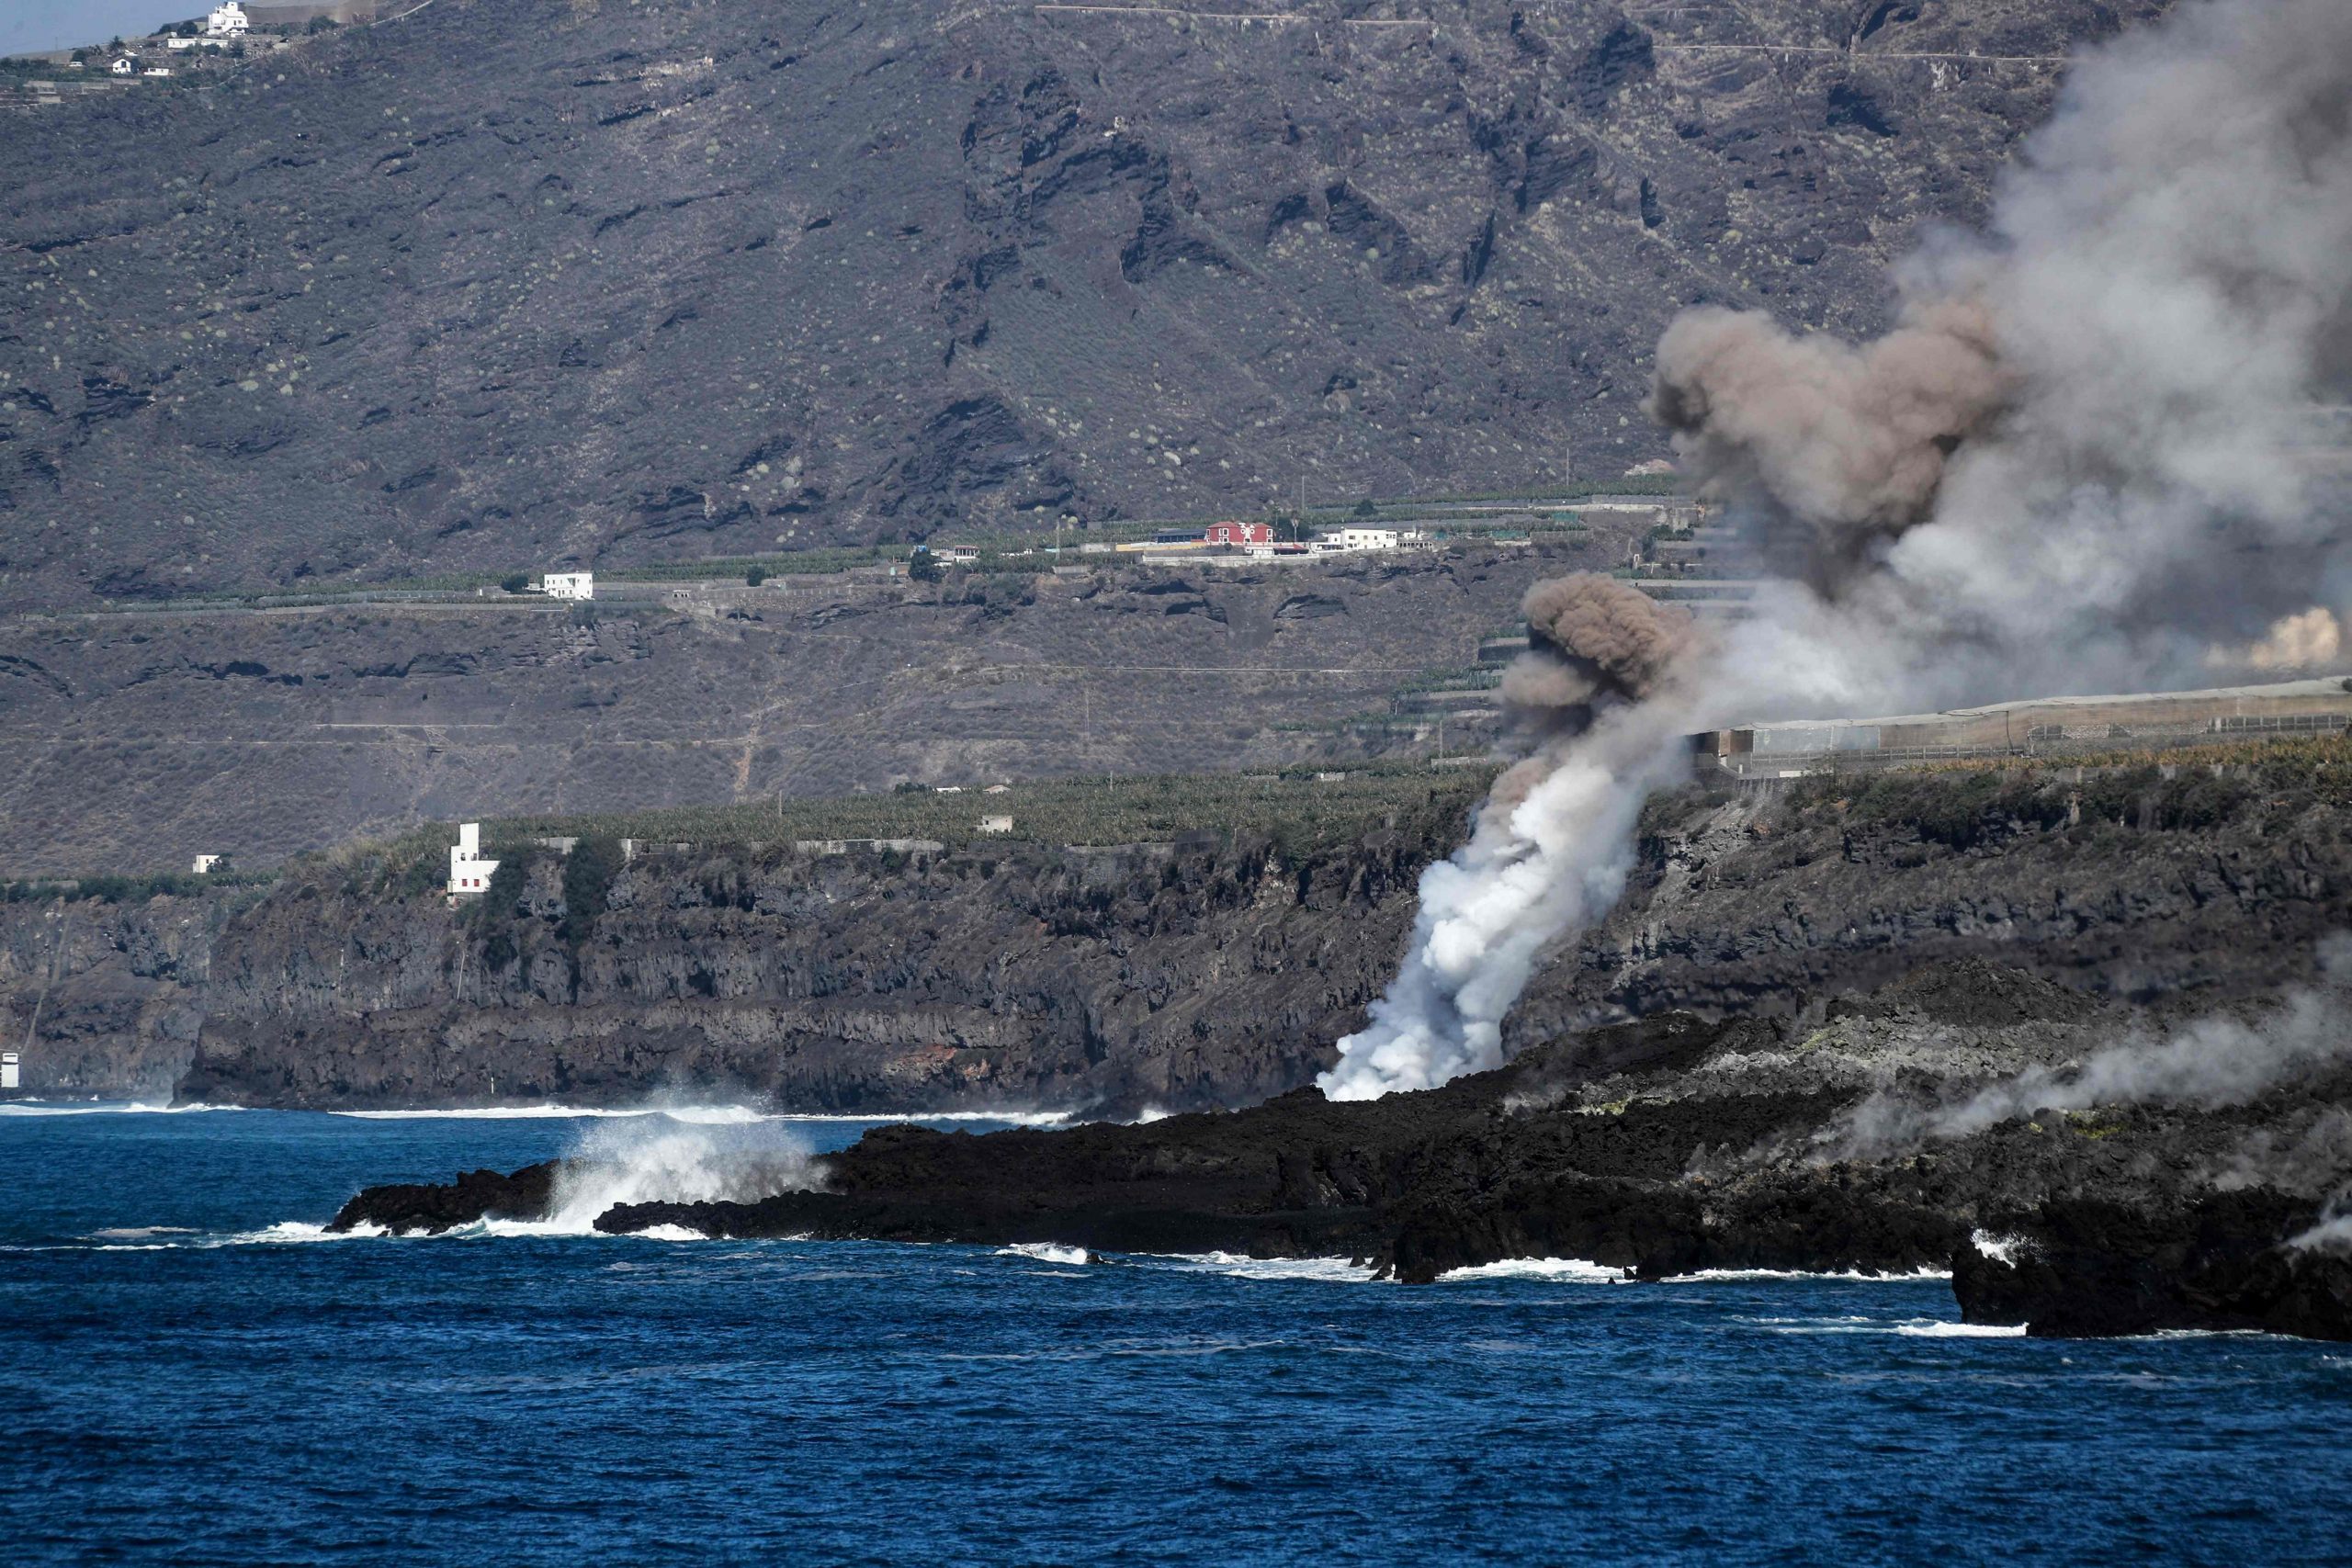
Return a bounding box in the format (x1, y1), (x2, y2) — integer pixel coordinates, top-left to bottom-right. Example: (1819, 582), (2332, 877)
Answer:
(331, 959), (2352, 1340)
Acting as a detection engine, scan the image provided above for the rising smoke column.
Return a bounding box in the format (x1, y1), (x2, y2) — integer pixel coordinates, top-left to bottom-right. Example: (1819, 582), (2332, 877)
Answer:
(1320, 577), (1696, 1099)
(1322, 0), (2352, 1100)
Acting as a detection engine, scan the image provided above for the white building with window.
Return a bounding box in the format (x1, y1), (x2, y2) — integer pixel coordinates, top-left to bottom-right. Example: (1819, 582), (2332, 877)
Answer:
(447, 822), (500, 899)
(206, 3), (251, 37)
(110, 55), (137, 74)
(191, 854), (225, 874)
(1333, 527), (1400, 552)
(541, 571), (594, 600)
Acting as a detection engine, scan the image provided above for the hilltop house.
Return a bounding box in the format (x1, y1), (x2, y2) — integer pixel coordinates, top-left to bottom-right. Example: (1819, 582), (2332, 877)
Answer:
(207, 3), (252, 36)
(1204, 520), (1273, 548)
(447, 822), (499, 899)
(541, 571), (594, 600)
(110, 56), (137, 74)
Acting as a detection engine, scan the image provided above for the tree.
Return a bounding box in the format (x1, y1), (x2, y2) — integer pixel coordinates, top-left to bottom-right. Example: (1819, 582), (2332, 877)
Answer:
(307, 16), (341, 32)
(908, 548), (943, 583)
(745, 565), (768, 586)
(1352, 498), (1379, 517)
(500, 572), (530, 593)
(560, 836), (621, 946)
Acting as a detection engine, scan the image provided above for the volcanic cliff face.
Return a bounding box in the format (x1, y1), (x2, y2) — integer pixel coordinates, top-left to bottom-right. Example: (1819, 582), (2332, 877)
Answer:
(10, 751), (2350, 1111)
(0, 0), (2159, 606)
(176, 827), (1445, 1112)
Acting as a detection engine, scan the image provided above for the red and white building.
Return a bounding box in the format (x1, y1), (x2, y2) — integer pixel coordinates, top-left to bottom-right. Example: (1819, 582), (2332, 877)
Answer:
(1204, 520), (1273, 548)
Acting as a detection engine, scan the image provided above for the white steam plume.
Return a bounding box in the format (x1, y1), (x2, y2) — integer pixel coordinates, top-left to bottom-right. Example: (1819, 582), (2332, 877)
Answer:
(1322, 0), (2352, 1100)
(1832, 937), (2352, 1158)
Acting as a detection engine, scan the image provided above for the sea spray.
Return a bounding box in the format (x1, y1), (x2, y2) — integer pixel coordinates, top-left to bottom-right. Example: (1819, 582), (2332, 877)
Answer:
(540, 1116), (820, 1234)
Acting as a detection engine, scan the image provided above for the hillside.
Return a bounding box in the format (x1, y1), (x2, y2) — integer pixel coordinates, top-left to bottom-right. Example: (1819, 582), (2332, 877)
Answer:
(0, 0), (2159, 607)
(0, 540), (1577, 874)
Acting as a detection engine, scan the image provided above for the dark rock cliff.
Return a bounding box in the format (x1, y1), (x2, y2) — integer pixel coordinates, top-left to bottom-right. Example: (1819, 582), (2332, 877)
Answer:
(11, 752), (2350, 1111)
(176, 827), (1441, 1112)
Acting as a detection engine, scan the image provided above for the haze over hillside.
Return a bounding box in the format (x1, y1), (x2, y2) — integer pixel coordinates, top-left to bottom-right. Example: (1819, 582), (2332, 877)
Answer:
(0, 0), (2159, 608)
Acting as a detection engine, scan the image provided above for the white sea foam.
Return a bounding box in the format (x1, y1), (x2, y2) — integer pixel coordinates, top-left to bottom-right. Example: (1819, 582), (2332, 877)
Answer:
(630, 1224), (708, 1242)
(220, 1220), (387, 1245)
(0, 1100), (243, 1116)
(1894, 1320), (2030, 1338)
(1750, 1315), (2025, 1337)
(999, 1241), (1090, 1266)
(1157, 1251), (1382, 1283)
(1971, 1230), (2028, 1265)
(1441, 1257), (1627, 1283)
(89, 1226), (198, 1241)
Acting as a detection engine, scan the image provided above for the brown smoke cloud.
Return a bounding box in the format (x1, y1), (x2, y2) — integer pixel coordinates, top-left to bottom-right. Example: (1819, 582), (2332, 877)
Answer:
(1482, 574), (1699, 833)
(1520, 572), (1696, 700)
(1648, 297), (2011, 581)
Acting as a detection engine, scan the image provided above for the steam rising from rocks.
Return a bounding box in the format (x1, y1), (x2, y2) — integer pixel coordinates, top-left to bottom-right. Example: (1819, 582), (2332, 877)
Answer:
(1322, 0), (2352, 1100)
(1832, 939), (2352, 1160)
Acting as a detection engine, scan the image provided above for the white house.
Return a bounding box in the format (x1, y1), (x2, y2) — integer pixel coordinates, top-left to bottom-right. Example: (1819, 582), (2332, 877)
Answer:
(191, 853), (225, 874)
(447, 822), (500, 898)
(541, 571), (594, 600)
(1, 1051), (17, 1091)
(110, 56), (136, 74)
(143, 66), (173, 76)
(977, 815), (1013, 834)
(1332, 527), (1399, 552)
(206, 3), (251, 37)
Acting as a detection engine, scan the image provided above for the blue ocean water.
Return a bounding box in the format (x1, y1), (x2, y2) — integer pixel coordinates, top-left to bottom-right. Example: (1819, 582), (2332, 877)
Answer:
(4, 1104), (2348, 1565)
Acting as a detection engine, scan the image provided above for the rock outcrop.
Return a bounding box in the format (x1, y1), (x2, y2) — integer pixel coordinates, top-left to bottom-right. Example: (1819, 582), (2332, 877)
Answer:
(334, 964), (2352, 1338)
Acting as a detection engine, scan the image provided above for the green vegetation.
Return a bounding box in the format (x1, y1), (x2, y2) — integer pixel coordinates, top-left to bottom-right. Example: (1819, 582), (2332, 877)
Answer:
(493, 761), (1501, 865)
(559, 836), (621, 944)
(1, 868), (277, 904)
(1767, 732), (2352, 847)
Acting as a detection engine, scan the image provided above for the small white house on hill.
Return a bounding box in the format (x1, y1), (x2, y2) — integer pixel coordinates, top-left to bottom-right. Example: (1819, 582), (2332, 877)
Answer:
(542, 571), (594, 601)
(447, 822), (499, 899)
(207, 3), (251, 36)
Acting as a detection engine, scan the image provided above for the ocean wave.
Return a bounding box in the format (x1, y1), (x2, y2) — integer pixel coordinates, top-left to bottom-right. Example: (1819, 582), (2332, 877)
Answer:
(0, 1100), (244, 1116)
(216, 1221), (387, 1246)
(1747, 1314), (2027, 1337)
(90, 1226), (198, 1241)
(1156, 1251), (1381, 1283)
(1441, 1257), (1628, 1283)
(999, 1241), (1090, 1266)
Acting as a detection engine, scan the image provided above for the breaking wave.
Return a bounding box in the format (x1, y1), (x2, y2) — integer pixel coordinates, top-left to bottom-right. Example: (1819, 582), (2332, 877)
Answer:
(0, 1100), (244, 1116)
(999, 1242), (1091, 1266)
